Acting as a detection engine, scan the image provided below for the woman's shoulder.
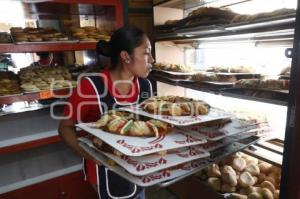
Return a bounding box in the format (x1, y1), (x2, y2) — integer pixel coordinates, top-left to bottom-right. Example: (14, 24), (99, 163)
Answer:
(75, 77), (97, 96)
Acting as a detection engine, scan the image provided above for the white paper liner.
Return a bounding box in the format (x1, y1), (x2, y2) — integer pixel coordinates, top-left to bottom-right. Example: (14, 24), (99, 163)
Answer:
(76, 123), (207, 156)
(179, 119), (267, 141)
(79, 137), (209, 176)
(119, 106), (231, 126)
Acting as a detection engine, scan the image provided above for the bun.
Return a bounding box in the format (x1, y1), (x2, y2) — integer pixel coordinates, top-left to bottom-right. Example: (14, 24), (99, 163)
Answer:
(97, 40), (112, 57)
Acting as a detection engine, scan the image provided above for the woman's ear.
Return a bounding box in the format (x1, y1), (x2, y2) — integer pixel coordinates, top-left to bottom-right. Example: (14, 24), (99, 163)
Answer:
(120, 50), (131, 64)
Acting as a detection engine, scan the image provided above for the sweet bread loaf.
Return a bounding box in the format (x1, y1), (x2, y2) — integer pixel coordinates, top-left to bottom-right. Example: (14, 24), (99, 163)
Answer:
(245, 163), (260, 176)
(239, 171), (256, 187)
(232, 157), (246, 171)
(261, 188), (274, 199)
(94, 111), (172, 137)
(207, 164), (221, 177)
(141, 96), (210, 116)
(247, 192), (263, 199)
(222, 165), (238, 186)
(207, 177), (221, 191)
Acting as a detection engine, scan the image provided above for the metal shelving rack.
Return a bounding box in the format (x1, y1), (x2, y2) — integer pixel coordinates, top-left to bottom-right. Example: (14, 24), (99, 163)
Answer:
(152, 0), (300, 198)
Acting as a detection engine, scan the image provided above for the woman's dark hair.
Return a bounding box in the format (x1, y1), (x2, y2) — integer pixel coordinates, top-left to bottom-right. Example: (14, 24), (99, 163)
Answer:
(96, 26), (145, 69)
(36, 52), (50, 59)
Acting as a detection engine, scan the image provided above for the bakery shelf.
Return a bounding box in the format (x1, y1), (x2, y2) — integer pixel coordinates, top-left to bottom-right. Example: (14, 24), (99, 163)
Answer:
(149, 74), (227, 94)
(153, 0), (252, 9)
(150, 74), (289, 106)
(28, 0), (121, 5)
(220, 88), (288, 106)
(243, 144), (283, 167)
(0, 142), (82, 194)
(256, 140), (283, 155)
(0, 88), (73, 105)
(0, 106), (87, 154)
(0, 42), (96, 53)
(0, 129), (59, 151)
(155, 14), (295, 42)
(0, 106), (85, 153)
(0, 108), (60, 152)
(0, 102), (53, 117)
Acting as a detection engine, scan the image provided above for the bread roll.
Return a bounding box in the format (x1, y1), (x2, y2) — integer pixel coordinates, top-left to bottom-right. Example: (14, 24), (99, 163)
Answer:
(245, 163), (260, 176)
(257, 173), (266, 184)
(239, 186), (262, 195)
(258, 162), (272, 174)
(239, 188), (248, 195)
(221, 183), (236, 193)
(260, 181), (275, 193)
(232, 157), (247, 171)
(222, 165), (238, 186)
(253, 176), (258, 184)
(227, 193), (247, 199)
(261, 188), (274, 199)
(220, 155), (235, 166)
(266, 172), (280, 188)
(270, 166), (281, 176)
(207, 177), (221, 191)
(207, 164), (221, 177)
(264, 176), (276, 187)
(248, 192), (263, 199)
(274, 189), (280, 199)
(245, 156), (258, 165)
(239, 172), (256, 187)
(234, 152), (243, 158)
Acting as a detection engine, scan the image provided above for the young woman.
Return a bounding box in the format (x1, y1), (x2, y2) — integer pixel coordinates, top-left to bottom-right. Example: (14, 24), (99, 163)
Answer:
(58, 26), (154, 199)
(32, 52), (54, 66)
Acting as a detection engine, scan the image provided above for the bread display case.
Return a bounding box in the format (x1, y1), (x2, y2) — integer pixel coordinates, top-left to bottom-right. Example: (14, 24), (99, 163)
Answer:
(151, 0), (300, 198)
(0, 0), (123, 197)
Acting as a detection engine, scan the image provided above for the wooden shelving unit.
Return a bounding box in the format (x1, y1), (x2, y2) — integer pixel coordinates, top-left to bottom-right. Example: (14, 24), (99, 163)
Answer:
(0, 0), (124, 197)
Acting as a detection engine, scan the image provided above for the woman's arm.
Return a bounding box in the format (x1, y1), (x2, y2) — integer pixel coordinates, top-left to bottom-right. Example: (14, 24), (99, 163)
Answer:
(58, 119), (94, 160)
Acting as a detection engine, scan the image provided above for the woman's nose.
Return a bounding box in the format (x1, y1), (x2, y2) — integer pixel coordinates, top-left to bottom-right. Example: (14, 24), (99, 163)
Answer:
(149, 54), (155, 63)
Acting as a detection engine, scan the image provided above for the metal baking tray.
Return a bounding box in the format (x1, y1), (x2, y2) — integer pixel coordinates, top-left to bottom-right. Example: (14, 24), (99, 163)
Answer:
(0, 32), (12, 44)
(216, 73), (261, 80)
(11, 35), (79, 45)
(225, 13), (295, 31)
(155, 22), (182, 33)
(152, 69), (195, 76)
(279, 74), (290, 80)
(216, 72), (260, 76)
(176, 24), (226, 36)
(174, 13), (295, 37)
(179, 79), (234, 88)
(151, 70), (194, 80)
(178, 19), (230, 30)
(77, 40), (98, 43)
(220, 87), (288, 106)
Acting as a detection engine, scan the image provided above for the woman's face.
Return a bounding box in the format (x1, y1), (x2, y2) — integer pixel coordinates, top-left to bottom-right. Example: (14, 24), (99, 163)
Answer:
(128, 35), (154, 78)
